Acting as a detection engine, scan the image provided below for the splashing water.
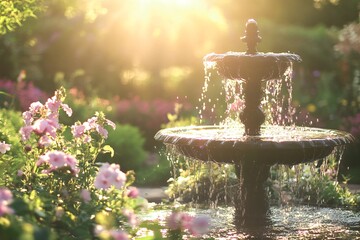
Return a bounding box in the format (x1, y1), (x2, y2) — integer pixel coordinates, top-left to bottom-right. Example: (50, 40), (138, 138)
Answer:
(162, 53), (354, 200)
(156, 19), (355, 232)
(159, 55), (356, 233)
(202, 58), (298, 128)
(139, 206), (360, 239)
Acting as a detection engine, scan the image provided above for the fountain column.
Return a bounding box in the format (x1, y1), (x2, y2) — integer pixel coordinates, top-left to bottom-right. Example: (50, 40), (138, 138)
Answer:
(236, 19), (270, 227)
(235, 161), (271, 227)
(239, 19), (265, 136)
(240, 78), (265, 136)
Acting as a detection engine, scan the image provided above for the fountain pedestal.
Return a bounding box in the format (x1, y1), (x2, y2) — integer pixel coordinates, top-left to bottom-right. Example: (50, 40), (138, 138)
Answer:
(235, 161), (271, 226)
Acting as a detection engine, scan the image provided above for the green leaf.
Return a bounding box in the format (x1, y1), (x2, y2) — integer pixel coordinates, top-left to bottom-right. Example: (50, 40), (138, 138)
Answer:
(102, 145), (114, 158)
(139, 221), (163, 239)
(135, 237), (156, 240)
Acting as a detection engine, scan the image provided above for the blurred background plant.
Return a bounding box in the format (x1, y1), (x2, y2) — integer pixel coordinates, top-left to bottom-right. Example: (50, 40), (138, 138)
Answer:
(166, 149), (360, 210)
(0, 0), (360, 185)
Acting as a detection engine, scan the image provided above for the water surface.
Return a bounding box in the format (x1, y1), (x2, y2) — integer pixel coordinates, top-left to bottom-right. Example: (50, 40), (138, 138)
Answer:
(141, 206), (360, 239)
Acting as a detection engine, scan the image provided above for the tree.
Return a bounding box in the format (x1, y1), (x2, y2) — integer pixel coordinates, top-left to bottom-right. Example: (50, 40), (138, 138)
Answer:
(0, 0), (46, 35)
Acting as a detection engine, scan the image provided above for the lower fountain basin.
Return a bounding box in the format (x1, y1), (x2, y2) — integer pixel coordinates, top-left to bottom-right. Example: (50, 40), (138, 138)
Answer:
(155, 125), (353, 166)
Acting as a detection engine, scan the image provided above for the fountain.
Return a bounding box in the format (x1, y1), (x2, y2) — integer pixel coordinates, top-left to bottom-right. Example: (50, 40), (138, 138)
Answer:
(154, 19), (354, 228)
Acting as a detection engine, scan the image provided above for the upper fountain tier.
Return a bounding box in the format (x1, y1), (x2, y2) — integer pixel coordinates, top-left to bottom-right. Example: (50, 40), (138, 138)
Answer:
(204, 19), (301, 81)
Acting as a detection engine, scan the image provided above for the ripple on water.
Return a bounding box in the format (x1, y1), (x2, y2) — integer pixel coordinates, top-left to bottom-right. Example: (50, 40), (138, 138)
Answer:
(140, 206), (360, 239)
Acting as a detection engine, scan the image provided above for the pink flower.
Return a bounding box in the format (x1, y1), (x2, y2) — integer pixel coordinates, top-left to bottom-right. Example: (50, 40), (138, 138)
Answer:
(188, 216), (210, 236)
(65, 155), (78, 172)
(122, 209), (138, 227)
(61, 103), (73, 117)
(94, 163), (126, 190)
(0, 141), (10, 154)
(110, 230), (129, 240)
(228, 98), (244, 113)
(87, 116), (115, 138)
(106, 119), (116, 130)
(83, 135), (92, 143)
(80, 189), (91, 203)
(32, 119), (58, 137)
(45, 96), (61, 113)
(165, 212), (209, 236)
(112, 172), (126, 189)
(47, 151), (66, 167)
(0, 188), (12, 204)
(22, 111), (33, 125)
(17, 170), (24, 177)
(20, 126), (33, 141)
(29, 101), (44, 113)
(71, 123), (86, 138)
(127, 187), (139, 198)
(86, 117), (98, 130)
(166, 212), (193, 230)
(0, 204), (14, 216)
(96, 125), (108, 138)
(39, 135), (53, 146)
(36, 151), (78, 175)
(0, 188), (14, 216)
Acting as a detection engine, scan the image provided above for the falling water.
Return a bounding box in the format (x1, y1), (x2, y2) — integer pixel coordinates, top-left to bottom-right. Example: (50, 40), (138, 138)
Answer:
(159, 55), (356, 229)
(264, 64), (296, 126)
(165, 144), (236, 207)
(201, 59), (298, 128)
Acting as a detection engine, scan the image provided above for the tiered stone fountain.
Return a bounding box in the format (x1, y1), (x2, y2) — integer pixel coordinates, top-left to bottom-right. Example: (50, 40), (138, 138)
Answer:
(155, 19), (353, 228)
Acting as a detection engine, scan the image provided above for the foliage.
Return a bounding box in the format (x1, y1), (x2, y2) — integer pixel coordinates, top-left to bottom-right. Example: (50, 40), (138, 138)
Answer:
(269, 155), (360, 208)
(0, 0), (45, 35)
(135, 152), (171, 187)
(1, 0), (357, 100)
(0, 108), (25, 184)
(293, 71), (347, 128)
(165, 133), (360, 210)
(166, 159), (238, 204)
(0, 78), (49, 111)
(0, 87), (210, 239)
(59, 87), (115, 126)
(96, 124), (147, 172)
(56, 83), (191, 151)
(114, 99), (193, 150)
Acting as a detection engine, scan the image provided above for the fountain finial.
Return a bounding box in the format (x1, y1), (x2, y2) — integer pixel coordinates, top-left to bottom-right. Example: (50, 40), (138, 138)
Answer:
(241, 19), (261, 54)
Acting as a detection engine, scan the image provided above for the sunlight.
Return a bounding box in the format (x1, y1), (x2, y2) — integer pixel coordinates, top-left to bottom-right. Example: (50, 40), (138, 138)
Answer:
(138, 0), (200, 8)
(102, 0), (227, 67)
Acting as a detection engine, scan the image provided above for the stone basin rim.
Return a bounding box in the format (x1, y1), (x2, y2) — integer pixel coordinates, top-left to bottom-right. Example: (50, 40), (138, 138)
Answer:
(203, 52), (302, 63)
(154, 125), (354, 149)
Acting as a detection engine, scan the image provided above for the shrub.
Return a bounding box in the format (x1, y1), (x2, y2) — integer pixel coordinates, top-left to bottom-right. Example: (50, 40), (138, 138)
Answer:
(0, 87), (210, 239)
(135, 152), (171, 187)
(0, 78), (49, 111)
(0, 108), (26, 184)
(59, 87), (114, 126)
(96, 124), (147, 172)
(114, 98), (193, 149)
